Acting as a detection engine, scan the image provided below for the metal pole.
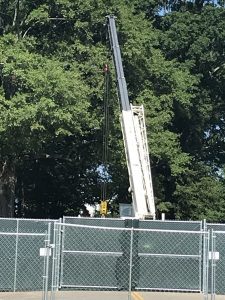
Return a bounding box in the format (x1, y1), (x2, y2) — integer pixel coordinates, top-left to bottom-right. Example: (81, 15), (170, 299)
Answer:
(202, 231), (206, 296)
(45, 223), (51, 300)
(199, 221), (203, 292)
(206, 230), (210, 300)
(13, 219), (19, 292)
(203, 229), (209, 300)
(56, 218), (62, 290)
(59, 222), (65, 288)
(43, 223), (51, 300)
(42, 232), (47, 300)
(211, 229), (213, 300)
(202, 220), (206, 296)
(50, 219), (62, 300)
(211, 230), (216, 300)
(50, 222), (57, 300)
(128, 227), (134, 300)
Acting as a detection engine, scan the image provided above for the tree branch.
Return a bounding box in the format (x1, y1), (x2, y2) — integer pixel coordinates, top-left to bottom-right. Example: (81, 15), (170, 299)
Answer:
(12, 0), (20, 27)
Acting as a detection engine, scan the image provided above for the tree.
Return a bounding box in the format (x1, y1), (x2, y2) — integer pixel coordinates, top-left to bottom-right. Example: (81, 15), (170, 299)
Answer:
(0, 33), (97, 216)
(154, 5), (225, 220)
(0, 0), (225, 221)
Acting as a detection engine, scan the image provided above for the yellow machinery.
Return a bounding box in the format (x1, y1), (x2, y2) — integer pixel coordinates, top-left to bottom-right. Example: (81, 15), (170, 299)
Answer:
(100, 200), (108, 215)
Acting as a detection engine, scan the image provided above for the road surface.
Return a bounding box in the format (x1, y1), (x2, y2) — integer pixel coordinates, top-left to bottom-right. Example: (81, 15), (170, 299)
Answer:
(0, 290), (219, 300)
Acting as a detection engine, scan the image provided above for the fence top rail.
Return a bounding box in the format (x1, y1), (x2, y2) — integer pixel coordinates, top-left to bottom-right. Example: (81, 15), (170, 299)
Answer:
(0, 232), (46, 236)
(141, 219), (202, 224)
(63, 216), (202, 224)
(134, 228), (207, 234)
(212, 230), (225, 234)
(207, 222), (225, 226)
(0, 217), (58, 222)
(59, 222), (129, 231)
(57, 222), (208, 234)
(63, 216), (124, 221)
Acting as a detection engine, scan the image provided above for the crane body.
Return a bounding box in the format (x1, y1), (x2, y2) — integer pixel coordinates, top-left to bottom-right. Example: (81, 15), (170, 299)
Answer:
(107, 16), (156, 219)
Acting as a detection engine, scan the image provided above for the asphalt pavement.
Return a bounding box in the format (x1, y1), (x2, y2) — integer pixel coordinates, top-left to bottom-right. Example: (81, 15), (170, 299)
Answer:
(0, 291), (221, 300)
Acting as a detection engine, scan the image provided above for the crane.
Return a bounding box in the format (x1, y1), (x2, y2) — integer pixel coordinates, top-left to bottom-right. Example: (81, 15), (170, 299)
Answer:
(106, 16), (156, 219)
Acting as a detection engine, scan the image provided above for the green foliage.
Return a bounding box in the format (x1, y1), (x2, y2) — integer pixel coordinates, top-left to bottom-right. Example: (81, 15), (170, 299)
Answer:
(0, 0), (224, 221)
(0, 35), (95, 157)
(156, 5), (225, 220)
(174, 163), (225, 222)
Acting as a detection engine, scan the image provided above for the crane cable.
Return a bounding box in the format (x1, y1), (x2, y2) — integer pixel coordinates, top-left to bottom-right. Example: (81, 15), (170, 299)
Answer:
(101, 63), (110, 201)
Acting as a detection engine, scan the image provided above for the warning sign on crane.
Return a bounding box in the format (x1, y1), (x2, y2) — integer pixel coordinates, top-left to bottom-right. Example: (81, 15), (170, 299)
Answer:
(100, 201), (108, 215)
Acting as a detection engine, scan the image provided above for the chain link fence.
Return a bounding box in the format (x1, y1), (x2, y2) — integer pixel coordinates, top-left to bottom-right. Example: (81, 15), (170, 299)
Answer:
(60, 223), (130, 290)
(0, 218), (55, 300)
(139, 219), (202, 231)
(63, 216), (126, 228)
(50, 221), (209, 300)
(207, 229), (225, 300)
(2, 216), (225, 300)
(134, 228), (207, 292)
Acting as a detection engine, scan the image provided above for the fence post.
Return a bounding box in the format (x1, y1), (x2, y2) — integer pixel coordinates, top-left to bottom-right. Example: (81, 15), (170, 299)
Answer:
(202, 219), (208, 299)
(211, 229), (216, 300)
(207, 231), (210, 299)
(128, 226), (134, 300)
(199, 221), (203, 292)
(202, 228), (209, 300)
(13, 219), (19, 292)
(43, 222), (51, 300)
(50, 218), (62, 300)
(50, 221), (57, 300)
(56, 218), (62, 290)
(59, 221), (65, 289)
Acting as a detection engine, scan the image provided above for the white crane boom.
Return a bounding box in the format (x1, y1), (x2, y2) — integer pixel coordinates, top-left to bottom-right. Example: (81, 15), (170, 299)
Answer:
(107, 16), (156, 219)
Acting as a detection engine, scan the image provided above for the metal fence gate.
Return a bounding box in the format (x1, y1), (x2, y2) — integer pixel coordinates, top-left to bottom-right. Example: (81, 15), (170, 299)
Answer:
(205, 223), (225, 299)
(0, 219), (52, 300)
(50, 220), (209, 299)
(56, 222), (131, 290)
(134, 228), (208, 292)
(210, 229), (225, 300)
(0, 230), (48, 292)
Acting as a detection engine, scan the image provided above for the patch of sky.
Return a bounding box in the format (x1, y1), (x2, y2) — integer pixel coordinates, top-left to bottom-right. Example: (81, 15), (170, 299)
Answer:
(157, 0), (222, 16)
(97, 164), (112, 182)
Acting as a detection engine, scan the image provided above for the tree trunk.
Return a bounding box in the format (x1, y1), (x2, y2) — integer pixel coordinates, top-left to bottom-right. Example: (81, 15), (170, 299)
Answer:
(12, 0), (20, 37)
(0, 161), (16, 217)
